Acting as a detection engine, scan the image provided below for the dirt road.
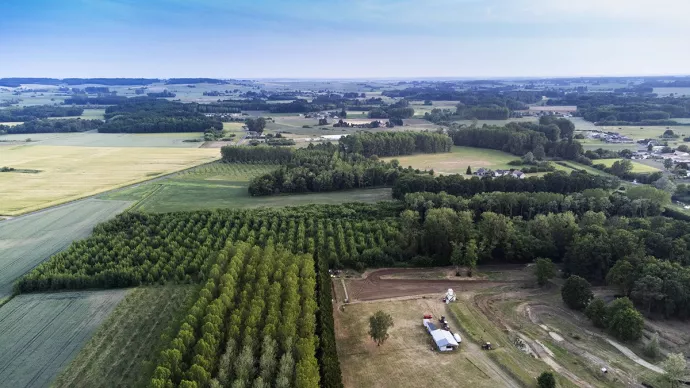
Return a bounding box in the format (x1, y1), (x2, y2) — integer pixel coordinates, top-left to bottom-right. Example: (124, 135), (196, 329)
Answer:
(344, 268), (517, 302)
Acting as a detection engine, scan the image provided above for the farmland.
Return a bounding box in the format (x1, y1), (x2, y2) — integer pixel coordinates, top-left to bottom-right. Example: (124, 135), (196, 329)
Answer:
(0, 290), (128, 388)
(595, 158), (661, 173)
(0, 131), (207, 147)
(335, 298), (518, 388)
(0, 198), (131, 300)
(335, 267), (675, 388)
(54, 286), (198, 388)
(101, 162), (392, 213)
(0, 145), (218, 215)
(383, 146), (518, 174)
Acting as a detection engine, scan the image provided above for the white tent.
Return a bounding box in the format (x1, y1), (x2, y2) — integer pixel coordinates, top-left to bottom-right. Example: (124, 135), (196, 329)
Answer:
(430, 329), (459, 351)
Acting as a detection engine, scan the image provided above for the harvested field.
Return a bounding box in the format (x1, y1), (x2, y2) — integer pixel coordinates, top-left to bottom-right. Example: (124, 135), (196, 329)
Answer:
(53, 285), (198, 388)
(0, 290), (128, 388)
(0, 145), (218, 215)
(0, 131), (206, 147)
(335, 298), (520, 388)
(0, 198), (131, 299)
(382, 146), (518, 175)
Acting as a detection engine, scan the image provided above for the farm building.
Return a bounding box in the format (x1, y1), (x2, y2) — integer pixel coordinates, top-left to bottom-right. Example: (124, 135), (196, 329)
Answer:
(423, 318), (460, 352)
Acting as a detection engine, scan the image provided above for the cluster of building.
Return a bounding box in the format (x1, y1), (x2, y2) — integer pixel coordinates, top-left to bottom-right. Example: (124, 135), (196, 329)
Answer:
(587, 131), (633, 143)
(474, 168), (526, 179)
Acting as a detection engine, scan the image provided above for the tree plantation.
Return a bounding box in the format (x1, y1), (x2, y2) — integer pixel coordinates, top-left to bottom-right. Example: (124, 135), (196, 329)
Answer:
(150, 243), (319, 388)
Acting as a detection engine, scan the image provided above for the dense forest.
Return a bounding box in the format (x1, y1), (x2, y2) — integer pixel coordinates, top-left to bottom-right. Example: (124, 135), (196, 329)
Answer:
(448, 122), (585, 162)
(0, 119), (103, 135)
(0, 105), (84, 122)
(18, 193), (690, 319)
(99, 98), (222, 133)
(339, 131), (452, 157)
(245, 143), (405, 196)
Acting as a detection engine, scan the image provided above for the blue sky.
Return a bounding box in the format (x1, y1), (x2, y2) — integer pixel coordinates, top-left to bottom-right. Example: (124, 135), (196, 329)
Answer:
(1, 0), (688, 78)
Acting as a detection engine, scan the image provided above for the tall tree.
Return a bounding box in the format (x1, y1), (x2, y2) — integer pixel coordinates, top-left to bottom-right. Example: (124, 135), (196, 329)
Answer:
(368, 311), (394, 346)
(662, 353), (687, 388)
(561, 275), (593, 310)
(534, 258), (555, 287)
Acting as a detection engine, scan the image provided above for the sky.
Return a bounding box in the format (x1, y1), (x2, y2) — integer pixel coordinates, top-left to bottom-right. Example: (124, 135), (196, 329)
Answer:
(1, 0), (689, 79)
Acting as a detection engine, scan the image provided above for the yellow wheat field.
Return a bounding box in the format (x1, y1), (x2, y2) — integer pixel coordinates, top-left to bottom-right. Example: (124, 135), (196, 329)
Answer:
(0, 145), (219, 215)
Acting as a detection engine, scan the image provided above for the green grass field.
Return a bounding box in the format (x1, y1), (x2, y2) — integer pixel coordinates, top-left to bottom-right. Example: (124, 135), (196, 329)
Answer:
(383, 146), (518, 174)
(0, 145), (218, 215)
(595, 159), (660, 173)
(0, 199), (131, 300)
(104, 162), (392, 213)
(53, 285), (198, 388)
(0, 290), (128, 388)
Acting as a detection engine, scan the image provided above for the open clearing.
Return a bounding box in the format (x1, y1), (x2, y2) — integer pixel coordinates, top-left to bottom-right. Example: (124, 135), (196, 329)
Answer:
(103, 162), (393, 213)
(0, 290), (128, 388)
(335, 298), (520, 388)
(382, 146), (517, 174)
(54, 285), (197, 388)
(0, 145), (218, 215)
(336, 267), (670, 388)
(0, 199), (131, 300)
(0, 131), (206, 147)
(595, 158), (660, 172)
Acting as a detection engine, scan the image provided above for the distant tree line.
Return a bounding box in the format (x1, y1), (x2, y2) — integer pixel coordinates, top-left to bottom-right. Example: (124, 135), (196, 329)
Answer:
(0, 119), (103, 135)
(546, 92), (690, 124)
(392, 171), (619, 199)
(164, 78), (230, 84)
(0, 105), (84, 122)
(146, 90), (176, 98)
(367, 100), (415, 119)
(340, 131), (452, 157)
(0, 78), (160, 87)
(403, 189), (667, 220)
(99, 98), (221, 133)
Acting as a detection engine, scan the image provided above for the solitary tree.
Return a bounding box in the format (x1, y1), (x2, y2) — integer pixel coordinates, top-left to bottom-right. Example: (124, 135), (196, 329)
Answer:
(662, 353), (687, 387)
(607, 304), (644, 341)
(664, 158), (674, 171)
(537, 371), (556, 388)
(534, 258), (555, 286)
(466, 165), (472, 175)
(561, 275), (593, 310)
(369, 310), (394, 346)
(522, 151), (535, 164)
(644, 332), (661, 359)
(450, 242), (463, 276)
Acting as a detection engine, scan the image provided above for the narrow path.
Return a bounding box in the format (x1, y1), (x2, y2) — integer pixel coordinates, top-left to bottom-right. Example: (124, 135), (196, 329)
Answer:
(605, 339), (664, 374)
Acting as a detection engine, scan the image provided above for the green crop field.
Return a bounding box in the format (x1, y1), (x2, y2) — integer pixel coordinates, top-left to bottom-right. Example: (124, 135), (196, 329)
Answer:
(383, 146), (518, 175)
(103, 162), (392, 212)
(0, 145), (219, 215)
(0, 290), (128, 388)
(54, 286), (198, 388)
(595, 158), (660, 173)
(0, 199), (131, 300)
